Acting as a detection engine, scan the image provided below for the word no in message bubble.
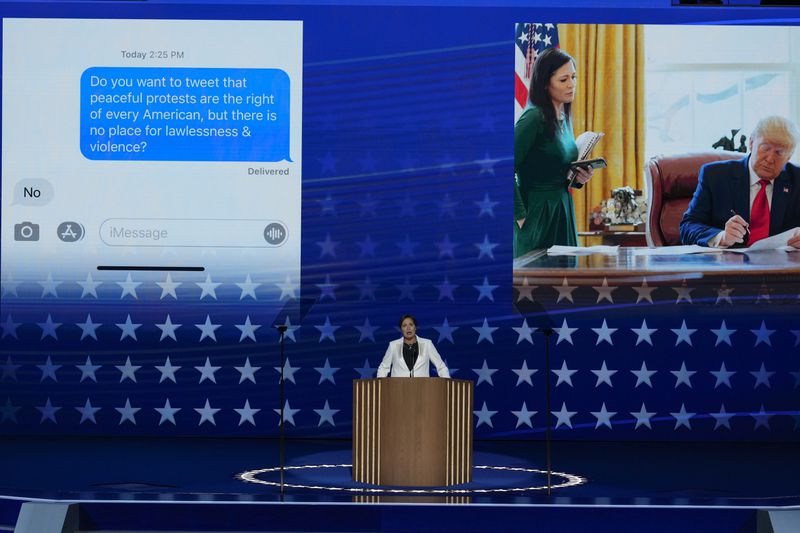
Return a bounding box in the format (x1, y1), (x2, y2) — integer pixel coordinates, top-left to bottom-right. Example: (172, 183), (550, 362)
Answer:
(80, 67), (292, 162)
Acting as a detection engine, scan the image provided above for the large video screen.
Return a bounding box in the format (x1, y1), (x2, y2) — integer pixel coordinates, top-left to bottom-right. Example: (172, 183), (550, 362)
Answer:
(1, 2), (799, 442)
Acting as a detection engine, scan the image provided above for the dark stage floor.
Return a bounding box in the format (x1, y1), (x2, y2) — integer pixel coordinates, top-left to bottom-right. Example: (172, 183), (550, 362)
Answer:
(1, 437), (798, 508)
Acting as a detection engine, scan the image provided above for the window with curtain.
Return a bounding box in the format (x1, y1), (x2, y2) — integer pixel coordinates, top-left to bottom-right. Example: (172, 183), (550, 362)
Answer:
(644, 25), (800, 160)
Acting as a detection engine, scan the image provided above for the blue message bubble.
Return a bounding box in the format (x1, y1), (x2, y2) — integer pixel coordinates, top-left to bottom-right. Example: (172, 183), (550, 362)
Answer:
(80, 67), (292, 162)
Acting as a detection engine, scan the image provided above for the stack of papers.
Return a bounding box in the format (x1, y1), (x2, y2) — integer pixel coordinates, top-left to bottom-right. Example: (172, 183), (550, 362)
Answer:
(726, 228), (800, 253)
(547, 245), (619, 255)
(632, 245), (722, 256)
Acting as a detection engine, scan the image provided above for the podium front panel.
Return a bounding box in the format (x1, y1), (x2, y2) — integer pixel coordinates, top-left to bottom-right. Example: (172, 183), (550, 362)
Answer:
(353, 378), (473, 487)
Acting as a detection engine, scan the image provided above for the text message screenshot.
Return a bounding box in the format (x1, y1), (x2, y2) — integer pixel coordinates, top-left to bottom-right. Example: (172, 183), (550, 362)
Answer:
(2, 18), (302, 284)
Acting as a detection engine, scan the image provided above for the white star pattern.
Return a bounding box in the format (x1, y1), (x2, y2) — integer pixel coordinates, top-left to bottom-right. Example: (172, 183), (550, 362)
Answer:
(552, 402), (577, 429)
(631, 362), (656, 388)
(631, 319), (656, 346)
(591, 403), (616, 429)
(76, 398), (101, 424)
(633, 279), (655, 303)
(77, 314), (102, 341)
(434, 318), (458, 344)
(117, 274), (141, 299)
(472, 360), (498, 386)
(515, 277), (536, 303)
(315, 316), (340, 343)
(632, 403), (655, 429)
(116, 398), (140, 425)
(314, 401), (339, 427)
(1, 315), (19, 340)
(157, 273), (181, 299)
(196, 275), (221, 300)
(78, 273), (101, 298)
(593, 278), (615, 303)
(275, 358), (300, 384)
(235, 316), (261, 342)
(355, 317), (379, 343)
(751, 405), (772, 430)
(472, 318), (498, 344)
(37, 356), (61, 382)
(473, 401), (497, 428)
(195, 399), (220, 426)
(711, 362), (735, 389)
(711, 320), (736, 347)
(591, 361), (617, 388)
(235, 358), (261, 384)
(156, 315), (182, 342)
(711, 404), (733, 430)
(191, 356), (219, 384)
(671, 320), (696, 347)
(235, 400), (261, 426)
(591, 319), (617, 346)
(555, 278), (575, 303)
(37, 398), (61, 423)
(38, 314), (61, 340)
(76, 356), (101, 383)
(196, 315), (221, 342)
(116, 356), (141, 383)
(512, 361), (537, 386)
(751, 321), (775, 347)
(156, 399), (181, 425)
(750, 363), (774, 389)
(511, 402), (536, 428)
(512, 319), (535, 344)
(671, 404), (695, 430)
(315, 358), (339, 385)
(671, 361), (696, 389)
(279, 316), (300, 342)
(277, 276), (299, 300)
(156, 357), (181, 383)
(274, 400), (300, 426)
(39, 273), (61, 298)
(552, 360), (577, 387)
(554, 318), (577, 345)
(236, 274), (260, 300)
(116, 315), (141, 341)
(474, 276), (498, 302)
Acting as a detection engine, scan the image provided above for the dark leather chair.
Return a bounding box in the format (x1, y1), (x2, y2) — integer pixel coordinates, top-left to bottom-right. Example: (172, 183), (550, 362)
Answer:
(644, 150), (743, 246)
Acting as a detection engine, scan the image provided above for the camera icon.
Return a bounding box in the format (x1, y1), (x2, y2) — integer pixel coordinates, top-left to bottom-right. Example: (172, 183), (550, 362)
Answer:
(14, 221), (40, 241)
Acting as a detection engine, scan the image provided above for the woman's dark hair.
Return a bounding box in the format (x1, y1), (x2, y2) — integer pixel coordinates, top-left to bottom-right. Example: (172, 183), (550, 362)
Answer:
(528, 48), (575, 138)
(398, 315), (418, 328)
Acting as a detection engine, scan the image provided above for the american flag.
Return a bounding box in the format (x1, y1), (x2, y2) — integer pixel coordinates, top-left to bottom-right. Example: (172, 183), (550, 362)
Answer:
(514, 23), (559, 122)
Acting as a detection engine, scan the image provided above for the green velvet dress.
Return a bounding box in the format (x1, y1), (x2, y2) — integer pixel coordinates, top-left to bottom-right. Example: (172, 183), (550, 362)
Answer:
(513, 106), (580, 258)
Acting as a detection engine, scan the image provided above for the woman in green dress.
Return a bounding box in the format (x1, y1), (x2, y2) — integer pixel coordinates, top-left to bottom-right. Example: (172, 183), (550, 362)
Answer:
(514, 48), (594, 258)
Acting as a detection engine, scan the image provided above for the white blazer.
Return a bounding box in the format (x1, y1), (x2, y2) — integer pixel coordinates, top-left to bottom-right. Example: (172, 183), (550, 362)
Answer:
(377, 336), (450, 378)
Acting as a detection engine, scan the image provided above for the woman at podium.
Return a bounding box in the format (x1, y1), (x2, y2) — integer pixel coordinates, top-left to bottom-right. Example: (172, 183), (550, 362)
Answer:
(377, 315), (450, 378)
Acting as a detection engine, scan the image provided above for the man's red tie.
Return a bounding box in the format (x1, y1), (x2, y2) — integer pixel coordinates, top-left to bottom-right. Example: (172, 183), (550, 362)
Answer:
(749, 178), (771, 244)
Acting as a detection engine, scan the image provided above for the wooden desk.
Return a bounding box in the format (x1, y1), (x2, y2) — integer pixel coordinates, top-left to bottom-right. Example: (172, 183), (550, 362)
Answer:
(513, 247), (800, 311)
(514, 248), (800, 282)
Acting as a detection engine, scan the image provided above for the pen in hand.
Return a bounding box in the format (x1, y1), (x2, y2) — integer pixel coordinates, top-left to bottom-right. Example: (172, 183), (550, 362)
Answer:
(729, 209), (749, 245)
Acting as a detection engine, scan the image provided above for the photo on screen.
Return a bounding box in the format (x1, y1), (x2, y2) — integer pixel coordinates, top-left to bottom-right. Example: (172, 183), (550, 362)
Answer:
(513, 22), (800, 312)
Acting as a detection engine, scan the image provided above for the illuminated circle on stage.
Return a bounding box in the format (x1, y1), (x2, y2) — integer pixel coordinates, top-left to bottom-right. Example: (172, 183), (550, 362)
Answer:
(237, 464), (587, 493)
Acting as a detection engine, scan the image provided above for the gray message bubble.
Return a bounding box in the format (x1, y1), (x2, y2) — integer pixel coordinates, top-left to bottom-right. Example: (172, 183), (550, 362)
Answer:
(12, 179), (54, 206)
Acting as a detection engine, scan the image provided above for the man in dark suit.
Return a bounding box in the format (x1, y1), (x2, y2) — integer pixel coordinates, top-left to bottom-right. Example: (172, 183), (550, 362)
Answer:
(680, 116), (800, 248)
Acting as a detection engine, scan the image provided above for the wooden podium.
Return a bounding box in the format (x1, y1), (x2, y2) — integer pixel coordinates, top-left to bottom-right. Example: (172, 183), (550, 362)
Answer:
(352, 377), (473, 487)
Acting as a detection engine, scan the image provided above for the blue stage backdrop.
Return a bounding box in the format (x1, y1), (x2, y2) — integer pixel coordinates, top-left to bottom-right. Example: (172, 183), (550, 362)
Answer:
(1, 3), (799, 442)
